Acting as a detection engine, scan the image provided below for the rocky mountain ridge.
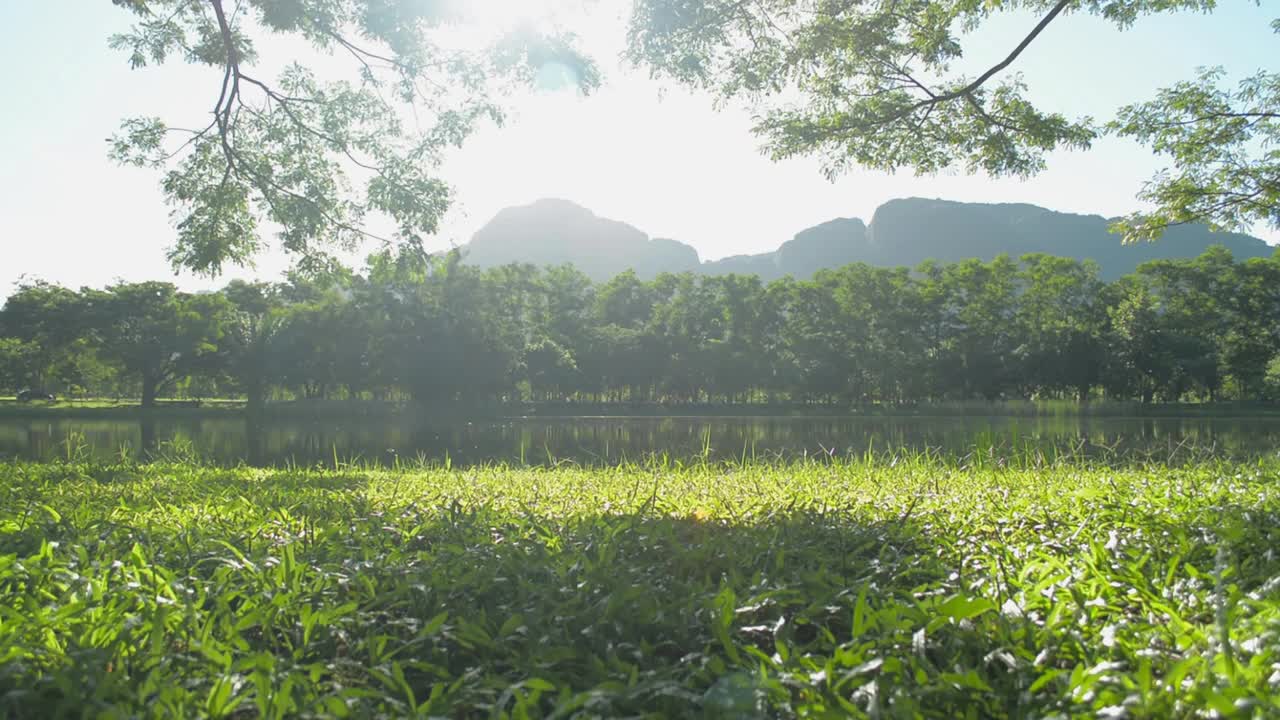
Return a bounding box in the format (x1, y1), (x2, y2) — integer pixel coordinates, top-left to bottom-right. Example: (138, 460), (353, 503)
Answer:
(461, 197), (1274, 281)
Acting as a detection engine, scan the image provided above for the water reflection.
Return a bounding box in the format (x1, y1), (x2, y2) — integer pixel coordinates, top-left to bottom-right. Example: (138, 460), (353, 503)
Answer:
(0, 414), (1277, 467)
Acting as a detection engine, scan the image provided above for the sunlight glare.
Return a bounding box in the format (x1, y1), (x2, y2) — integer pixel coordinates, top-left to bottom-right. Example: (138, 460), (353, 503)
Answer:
(455, 0), (568, 32)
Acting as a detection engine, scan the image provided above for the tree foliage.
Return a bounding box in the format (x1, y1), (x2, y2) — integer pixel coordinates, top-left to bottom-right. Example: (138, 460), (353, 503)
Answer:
(82, 282), (229, 406)
(626, 0), (1277, 239)
(106, 2), (1275, 274)
(108, 0), (598, 275)
(1111, 66), (1280, 239)
(5, 248), (1280, 405)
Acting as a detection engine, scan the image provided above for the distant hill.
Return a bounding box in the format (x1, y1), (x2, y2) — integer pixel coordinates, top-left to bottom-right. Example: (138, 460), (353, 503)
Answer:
(461, 197), (1275, 282)
(464, 198), (700, 280)
(854, 198), (1274, 280)
(702, 217), (869, 279)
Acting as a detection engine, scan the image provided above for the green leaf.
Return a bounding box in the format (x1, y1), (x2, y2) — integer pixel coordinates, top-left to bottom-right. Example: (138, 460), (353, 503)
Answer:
(940, 671), (994, 692)
(935, 595), (996, 621)
(1028, 669), (1064, 694)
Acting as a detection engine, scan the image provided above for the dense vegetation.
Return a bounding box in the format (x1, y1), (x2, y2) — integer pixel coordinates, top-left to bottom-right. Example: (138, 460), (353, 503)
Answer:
(0, 454), (1276, 717)
(3, 246), (1280, 408)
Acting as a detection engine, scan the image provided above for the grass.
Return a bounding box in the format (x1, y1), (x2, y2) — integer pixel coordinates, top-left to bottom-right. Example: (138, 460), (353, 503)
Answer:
(0, 453), (1277, 718)
(0, 398), (247, 421)
(6, 396), (1280, 422)
(518, 399), (1280, 419)
(0, 398), (410, 421)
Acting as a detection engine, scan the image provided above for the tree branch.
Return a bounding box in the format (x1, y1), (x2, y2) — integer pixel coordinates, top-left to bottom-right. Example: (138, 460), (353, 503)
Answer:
(939, 0), (1070, 104)
(848, 0), (1072, 133)
(210, 0), (240, 186)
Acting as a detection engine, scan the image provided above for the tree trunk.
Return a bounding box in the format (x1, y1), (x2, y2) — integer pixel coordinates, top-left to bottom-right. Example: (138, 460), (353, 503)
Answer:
(140, 417), (157, 459)
(141, 376), (158, 408)
(246, 381), (265, 415)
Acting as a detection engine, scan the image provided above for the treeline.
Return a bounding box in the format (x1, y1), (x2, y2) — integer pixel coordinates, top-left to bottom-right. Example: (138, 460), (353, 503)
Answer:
(3, 247), (1280, 408)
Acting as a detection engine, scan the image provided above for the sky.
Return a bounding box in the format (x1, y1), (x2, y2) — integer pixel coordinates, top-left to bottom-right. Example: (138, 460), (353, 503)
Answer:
(0, 1), (1277, 292)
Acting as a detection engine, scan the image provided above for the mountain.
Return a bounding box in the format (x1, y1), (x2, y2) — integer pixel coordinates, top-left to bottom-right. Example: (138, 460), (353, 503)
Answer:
(702, 218), (869, 279)
(463, 198), (700, 280)
(461, 197), (1275, 282)
(856, 198), (1274, 280)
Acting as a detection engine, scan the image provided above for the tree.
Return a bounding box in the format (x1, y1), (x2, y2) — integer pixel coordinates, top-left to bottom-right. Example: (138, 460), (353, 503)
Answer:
(1222, 257), (1280, 398)
(0, 339), (39, 395)
(913, 260), (955, 401)
(108, 0), (598, 275)
(371, 250), (517, 406)
(817, 264), (926, 403)
(1105, 277), (1174, 403)
(594, 270), (654, 330)
(219, 280), (289, 412)
(939, 256), (1020, 401)
(1112, 66), (1280, 240)
(704, 274), (771, 403)
(1136, 251), (1232, 401)
(7, 246), (1279, 408)
(87, 282), (228, 407)
(0, 282), (99, 394)
(648, 273), (719, 402)
(521, 338), (580, 401)
(274, 292), (350, 401)
(1014, 254), (1107, 402)
(777, 278), (850, 403)
(627, 1), (1277, 239)
(536, 264), (596, 348)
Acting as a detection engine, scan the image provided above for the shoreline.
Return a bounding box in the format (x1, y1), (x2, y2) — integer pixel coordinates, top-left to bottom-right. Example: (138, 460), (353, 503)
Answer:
(4, 397), (1280, 420)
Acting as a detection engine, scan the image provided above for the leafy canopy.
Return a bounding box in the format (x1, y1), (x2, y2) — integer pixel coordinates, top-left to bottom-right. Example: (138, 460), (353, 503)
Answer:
(109, 0), (599, 275)
(1112, 64), (1280, 240)
(625, 0), (1277, 240)
(110, 0), (1276, 269)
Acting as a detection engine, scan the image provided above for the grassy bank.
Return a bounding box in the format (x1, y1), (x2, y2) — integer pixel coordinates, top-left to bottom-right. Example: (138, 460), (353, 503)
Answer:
(5, 396), (1280, 421)
(0, 398), (419, 421)
(0, 398), (248, 420)
(515, 399), (1280, 419)
(1, 456), (1277, 717)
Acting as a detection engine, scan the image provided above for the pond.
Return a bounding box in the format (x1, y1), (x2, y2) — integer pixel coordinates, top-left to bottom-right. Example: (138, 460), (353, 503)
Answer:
(2, 413), (1280, 466)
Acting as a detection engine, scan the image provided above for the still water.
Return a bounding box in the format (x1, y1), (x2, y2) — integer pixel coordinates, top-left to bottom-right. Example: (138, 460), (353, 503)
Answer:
(2, 414), (1280, 466)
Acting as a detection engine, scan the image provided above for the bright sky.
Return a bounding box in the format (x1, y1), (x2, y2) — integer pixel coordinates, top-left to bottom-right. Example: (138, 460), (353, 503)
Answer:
(0, 1), (1276, 292)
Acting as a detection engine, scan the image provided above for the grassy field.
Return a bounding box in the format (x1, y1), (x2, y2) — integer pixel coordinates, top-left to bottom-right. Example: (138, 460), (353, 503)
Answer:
(0, 455), (1277, 718)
